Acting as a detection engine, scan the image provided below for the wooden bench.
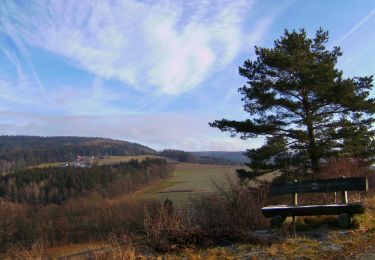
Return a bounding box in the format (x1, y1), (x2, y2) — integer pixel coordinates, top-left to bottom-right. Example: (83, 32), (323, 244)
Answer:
(261, 177), (368, 228)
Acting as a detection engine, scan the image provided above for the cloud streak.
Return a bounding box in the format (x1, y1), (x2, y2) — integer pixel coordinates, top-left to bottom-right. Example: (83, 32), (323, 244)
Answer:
(0, 0), (255, 95)
(1, 23), (46, 94)
(334, 7), (375, 45)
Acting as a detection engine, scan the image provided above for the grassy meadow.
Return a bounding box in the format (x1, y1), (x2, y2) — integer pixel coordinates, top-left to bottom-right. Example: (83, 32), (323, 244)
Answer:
(97, 155), (163, 164)
(136, 163), (241, 206)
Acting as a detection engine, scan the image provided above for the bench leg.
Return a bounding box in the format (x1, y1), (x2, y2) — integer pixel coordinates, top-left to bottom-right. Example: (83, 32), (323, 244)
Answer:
(271, 215), (286, 228)
(338, 213), (352, 228)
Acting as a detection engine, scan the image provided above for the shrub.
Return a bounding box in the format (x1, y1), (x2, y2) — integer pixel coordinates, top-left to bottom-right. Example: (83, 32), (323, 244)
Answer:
(320, 157), (374, 195)
(143, 199), (207, 252)
(320, 157), (373, 179)
(190, 175), (270, 241)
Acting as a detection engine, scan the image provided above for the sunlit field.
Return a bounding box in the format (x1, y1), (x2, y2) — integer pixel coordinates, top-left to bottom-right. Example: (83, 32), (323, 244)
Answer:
(97, 155), (163, 164)
(31, 155), (162, 168)
(136, 163), (241, 206)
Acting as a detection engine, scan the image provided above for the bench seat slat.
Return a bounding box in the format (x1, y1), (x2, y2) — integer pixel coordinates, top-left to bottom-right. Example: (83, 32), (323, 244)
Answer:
(271, 177), (368, 195)
(261, 202), (364, 218)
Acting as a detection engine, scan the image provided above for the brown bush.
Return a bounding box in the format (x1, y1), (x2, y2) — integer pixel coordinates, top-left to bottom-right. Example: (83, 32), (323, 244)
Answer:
(320, 157), (373, 179)
(0, 195), (157, 253)
(142, 199), (208, 252)
(190, 175), (270, 241)
(40, 195), (150, 244)
(3, 240), (45, 260)
(141, 190), (269, 252)
(320, 157), (374, 196)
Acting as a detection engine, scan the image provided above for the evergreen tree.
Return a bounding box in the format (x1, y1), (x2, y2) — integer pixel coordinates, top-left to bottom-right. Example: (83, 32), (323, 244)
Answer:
(210, 28), (375, 179)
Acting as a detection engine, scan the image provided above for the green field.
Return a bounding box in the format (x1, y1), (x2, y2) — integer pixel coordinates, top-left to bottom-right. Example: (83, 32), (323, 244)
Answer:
(136, 163), (241, 207)
(96, 155), (163, 164)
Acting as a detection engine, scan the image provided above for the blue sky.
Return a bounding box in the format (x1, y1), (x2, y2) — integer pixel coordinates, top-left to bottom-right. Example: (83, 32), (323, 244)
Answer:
(0, 0), (374, 151)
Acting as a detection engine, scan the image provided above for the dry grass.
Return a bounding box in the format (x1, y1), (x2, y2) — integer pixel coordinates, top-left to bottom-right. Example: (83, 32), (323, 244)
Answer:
(163, 247), (238, 259)
(265, 237), (322, 259)
(7, 239), (139, 260)
(93, 238), (138, 260)
(2, 241), (45, 260)
(353, 195), (375, 230)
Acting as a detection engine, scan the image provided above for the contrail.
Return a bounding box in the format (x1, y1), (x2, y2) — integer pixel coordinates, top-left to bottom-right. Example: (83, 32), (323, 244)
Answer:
(334, 7), (375, 45)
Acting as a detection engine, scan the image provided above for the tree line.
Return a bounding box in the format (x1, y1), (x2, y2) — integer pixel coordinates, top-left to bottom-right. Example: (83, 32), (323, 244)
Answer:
(159, 149), (240, 165)
(0, 158), (173, 205)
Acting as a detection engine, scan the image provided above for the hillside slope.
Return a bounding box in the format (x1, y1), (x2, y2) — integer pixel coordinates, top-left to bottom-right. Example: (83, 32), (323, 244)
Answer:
(191, 151), (248, 163)
(0, 135), (156, 172)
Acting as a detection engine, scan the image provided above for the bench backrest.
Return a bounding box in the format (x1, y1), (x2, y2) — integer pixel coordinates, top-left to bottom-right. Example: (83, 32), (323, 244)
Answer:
(270, 177), (368, 196)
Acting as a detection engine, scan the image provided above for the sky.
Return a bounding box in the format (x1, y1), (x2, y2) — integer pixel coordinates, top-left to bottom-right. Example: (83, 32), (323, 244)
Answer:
(0, 0), (375, 151)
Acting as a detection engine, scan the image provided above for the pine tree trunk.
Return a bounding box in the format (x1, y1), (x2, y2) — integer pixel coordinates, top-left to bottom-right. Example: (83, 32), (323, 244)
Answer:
(303, 91), (320, 175)
(307, 122), (320, 174)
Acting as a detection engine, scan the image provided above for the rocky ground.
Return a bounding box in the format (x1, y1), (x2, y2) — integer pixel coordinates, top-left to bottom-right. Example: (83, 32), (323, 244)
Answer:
(10, 224), (374, 259)
(159, 223), (375, 260)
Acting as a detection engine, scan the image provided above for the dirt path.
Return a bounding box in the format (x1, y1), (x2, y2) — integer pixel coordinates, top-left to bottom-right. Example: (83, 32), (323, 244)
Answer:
(54, 247), (111, 259)
(45, 243), (110, 259)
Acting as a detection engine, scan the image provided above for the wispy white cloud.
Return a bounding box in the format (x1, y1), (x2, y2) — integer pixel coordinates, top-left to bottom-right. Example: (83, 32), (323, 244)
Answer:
(0, 78), (42, 106)
(0, 0), (258, 95)
(1, 23), (46, 94)
(0, 0), (275, 151)
(0, 75), (137, 116)
(1, 48), (27, 87)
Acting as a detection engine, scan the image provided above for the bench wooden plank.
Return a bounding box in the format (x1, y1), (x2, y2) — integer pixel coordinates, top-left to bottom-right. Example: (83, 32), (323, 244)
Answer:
(271, 177), (368, 195)
(261, 203), (364, 218)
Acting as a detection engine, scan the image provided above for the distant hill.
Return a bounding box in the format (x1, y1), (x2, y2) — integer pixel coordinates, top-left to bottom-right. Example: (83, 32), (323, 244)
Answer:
(159, 149), (244, 165)
(0, 135), (156, 172)
(191, 151), (248, 163)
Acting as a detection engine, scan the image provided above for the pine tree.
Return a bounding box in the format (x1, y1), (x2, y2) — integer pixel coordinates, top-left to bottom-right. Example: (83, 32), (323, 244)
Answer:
(210, 28), (375, 179)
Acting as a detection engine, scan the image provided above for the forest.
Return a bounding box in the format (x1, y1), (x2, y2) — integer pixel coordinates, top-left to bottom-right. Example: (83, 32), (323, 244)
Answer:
(0, 158), (173, 205)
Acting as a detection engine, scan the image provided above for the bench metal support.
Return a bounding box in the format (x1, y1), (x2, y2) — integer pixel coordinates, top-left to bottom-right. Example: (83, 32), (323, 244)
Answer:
(341, 190), (348, 204)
